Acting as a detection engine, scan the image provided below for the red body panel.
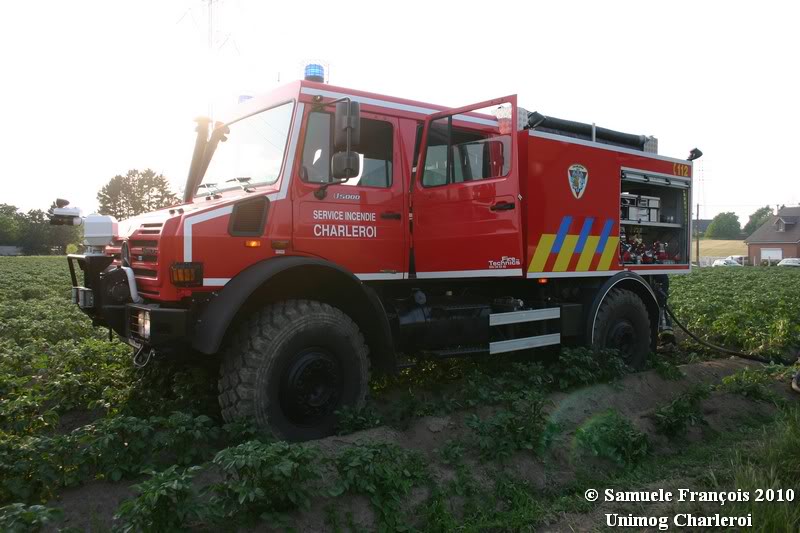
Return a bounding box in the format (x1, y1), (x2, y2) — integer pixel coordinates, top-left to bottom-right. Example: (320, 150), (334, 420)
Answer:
(411, 96), (524, 278)
(521, 133), (691, 278)
(291, 109), (408, 277)
(111, 80), (692, 301)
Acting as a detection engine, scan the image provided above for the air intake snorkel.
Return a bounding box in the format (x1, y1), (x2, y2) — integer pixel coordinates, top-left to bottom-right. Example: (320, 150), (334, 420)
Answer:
(183, 117), (212, 203)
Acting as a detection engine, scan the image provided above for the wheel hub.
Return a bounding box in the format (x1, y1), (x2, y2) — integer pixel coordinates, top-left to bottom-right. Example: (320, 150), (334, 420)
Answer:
(280, 348), (342, 425)
(608, 320), (637, 358)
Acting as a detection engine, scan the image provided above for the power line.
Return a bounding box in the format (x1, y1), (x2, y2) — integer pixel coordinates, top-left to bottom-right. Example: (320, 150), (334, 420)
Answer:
(207, 0), (213, 118)
(701, 204), (787, 207)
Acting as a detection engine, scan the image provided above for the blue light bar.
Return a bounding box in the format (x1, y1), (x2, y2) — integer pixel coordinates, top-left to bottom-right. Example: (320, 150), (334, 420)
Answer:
(304, 63), (325, 82)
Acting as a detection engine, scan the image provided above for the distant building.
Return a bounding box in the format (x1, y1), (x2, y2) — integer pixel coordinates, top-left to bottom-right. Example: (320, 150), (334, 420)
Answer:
(745, 206), (800, 263)
(695, 219), (713, 236)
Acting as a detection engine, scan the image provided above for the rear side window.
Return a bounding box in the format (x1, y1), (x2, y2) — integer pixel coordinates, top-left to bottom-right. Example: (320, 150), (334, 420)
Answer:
(422, 116), (511, 187)
(301, 112), (393, 188)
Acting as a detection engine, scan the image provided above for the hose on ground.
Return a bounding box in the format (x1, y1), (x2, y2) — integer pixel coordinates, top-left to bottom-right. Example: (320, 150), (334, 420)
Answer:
(663, 302), (792, 366)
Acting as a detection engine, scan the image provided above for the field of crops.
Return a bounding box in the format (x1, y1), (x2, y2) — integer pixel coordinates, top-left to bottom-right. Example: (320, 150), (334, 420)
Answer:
(671, 267), (800, 355)
(690, 238), (747, 261)
(0, 257), (798, 531)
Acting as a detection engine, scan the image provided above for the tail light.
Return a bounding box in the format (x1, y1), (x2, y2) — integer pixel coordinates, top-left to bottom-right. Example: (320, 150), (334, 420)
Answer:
(170, 262), (203, 287)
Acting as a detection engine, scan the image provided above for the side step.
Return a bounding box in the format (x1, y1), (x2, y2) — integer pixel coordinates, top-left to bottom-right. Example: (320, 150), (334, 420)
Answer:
(489, 307), (561, 355)
(424, 345), (488, 359)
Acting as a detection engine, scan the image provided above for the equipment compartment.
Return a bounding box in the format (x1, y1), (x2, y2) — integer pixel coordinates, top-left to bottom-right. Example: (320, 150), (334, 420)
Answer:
(619, 168), (690, 265)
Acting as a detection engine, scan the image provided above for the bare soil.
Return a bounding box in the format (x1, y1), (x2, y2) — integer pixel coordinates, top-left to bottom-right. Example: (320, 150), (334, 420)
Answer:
(277, 358), (791, 531)
(48, 357), (796, 532)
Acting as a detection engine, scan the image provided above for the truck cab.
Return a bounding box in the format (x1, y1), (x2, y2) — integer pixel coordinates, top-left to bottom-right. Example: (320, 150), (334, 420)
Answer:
(58, 77), (695, 440)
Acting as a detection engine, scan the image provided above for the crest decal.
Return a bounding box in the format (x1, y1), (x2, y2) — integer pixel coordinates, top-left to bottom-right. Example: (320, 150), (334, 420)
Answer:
(567, 164), (588, 199)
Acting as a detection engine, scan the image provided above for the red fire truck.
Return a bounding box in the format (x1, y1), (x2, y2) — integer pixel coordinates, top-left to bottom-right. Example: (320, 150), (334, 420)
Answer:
(53, 72), (698, 439)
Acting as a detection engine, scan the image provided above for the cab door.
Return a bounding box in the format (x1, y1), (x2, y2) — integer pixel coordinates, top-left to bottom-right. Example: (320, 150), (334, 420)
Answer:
(411, 96), (523, 278)
(292, 109), (406, 279)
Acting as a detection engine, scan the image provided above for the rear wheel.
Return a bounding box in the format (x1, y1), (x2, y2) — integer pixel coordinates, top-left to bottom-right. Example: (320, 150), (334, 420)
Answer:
(219, 299), (370, 441)
(592, 288), (651, 370)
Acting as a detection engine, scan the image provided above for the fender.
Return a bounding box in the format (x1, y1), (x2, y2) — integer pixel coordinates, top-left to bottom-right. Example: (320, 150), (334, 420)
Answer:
(585, 271), (660, 351)
(191, 256), (396, 372)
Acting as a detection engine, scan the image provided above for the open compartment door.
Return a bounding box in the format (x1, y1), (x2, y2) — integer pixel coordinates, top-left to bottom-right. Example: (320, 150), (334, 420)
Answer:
(411, 95), (523, 278)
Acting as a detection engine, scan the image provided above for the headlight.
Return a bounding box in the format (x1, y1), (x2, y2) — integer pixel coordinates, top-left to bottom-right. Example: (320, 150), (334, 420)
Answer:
(136, 309), (151, 339)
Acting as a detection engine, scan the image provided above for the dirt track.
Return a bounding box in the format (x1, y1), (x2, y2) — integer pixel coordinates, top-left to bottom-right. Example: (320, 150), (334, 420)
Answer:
(50, 357), (793, 532)
(280, 358), (786, 531)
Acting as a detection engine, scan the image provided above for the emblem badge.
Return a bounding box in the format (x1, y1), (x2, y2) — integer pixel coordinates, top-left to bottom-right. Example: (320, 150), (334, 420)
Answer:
(567, 164), (588, 199)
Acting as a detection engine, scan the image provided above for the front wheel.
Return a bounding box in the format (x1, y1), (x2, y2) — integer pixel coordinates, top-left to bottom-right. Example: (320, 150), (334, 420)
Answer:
(219, 300), (370, 441)
(592, 288), (651, 370)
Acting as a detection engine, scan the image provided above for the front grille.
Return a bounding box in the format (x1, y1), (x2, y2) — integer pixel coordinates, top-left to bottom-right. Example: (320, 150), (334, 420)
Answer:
(106, 222), (164, 293)
(130, 223), (162, 284)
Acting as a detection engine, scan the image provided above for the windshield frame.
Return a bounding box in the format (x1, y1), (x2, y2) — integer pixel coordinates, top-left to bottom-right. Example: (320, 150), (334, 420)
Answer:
(194, 98), (297, 197)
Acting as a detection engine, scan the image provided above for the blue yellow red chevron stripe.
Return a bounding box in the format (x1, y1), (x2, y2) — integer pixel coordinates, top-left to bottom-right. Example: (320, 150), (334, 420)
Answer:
(528, 216), (619, 273)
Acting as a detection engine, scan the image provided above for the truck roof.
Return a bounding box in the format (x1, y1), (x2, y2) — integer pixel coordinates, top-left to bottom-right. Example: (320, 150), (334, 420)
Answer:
(225, 79), (676, 161)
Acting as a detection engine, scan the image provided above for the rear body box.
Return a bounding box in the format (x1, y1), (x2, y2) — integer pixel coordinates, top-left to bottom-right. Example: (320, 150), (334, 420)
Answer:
(520, 131), (692, 277)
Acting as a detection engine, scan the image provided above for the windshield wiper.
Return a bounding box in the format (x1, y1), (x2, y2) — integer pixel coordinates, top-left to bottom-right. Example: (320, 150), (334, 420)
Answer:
(225, 177), (255, 193)
(196, 183), (221, 198)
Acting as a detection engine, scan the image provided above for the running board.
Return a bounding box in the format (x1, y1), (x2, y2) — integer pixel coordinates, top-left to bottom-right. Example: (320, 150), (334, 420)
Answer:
(423, 345), (488, 359)
(489, 333), (561, 354)
(489, 307), (560, 326)
(489, 307), (561, 355)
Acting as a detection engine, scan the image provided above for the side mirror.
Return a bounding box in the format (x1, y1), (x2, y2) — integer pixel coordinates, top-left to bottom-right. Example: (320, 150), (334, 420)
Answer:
(334, 101), (360, 151)
(332, 152), (360, 180)
(331, 100), (361, 180)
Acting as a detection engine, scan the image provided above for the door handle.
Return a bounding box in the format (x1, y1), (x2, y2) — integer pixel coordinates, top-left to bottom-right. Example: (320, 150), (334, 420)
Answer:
(381, 211), (402, 220)
(490, 202), (515, 211)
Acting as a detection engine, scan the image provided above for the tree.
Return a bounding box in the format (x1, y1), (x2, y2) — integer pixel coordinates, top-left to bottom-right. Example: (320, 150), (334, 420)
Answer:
(0, 204), (21, 245)
(18, 209), (51, 255)
(97, 169), (177, 219)
(743, 206), (773, 237)
(97, 175), (130, 219)
(0, 203), (82, 254)
(705, 212), (742, 240)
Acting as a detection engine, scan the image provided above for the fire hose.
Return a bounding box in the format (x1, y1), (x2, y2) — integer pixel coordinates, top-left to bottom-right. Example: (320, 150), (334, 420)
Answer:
(656, 287), (794, 367)
(663, 302), (800, 394)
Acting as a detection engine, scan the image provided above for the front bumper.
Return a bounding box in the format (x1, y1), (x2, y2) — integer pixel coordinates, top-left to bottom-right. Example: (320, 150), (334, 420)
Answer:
(67, 254), (191, 349)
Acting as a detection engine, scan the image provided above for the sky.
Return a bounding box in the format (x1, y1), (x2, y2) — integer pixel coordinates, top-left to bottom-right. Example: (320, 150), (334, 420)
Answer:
(1, 0), (798, 224)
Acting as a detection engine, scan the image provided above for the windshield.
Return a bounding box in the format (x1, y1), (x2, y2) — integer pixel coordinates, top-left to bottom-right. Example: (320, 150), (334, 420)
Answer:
(198, 101), (294, 194)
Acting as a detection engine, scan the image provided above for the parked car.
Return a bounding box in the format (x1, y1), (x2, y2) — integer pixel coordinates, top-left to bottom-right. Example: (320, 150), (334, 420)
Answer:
(713, 259), (744, 267)
(777, 258), (800, 267)
(725, 255), (747, 265)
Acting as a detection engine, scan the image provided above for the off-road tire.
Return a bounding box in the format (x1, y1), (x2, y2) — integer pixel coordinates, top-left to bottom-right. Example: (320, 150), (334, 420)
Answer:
(592, 288), (651, 370)
(218, 299), (370, 441)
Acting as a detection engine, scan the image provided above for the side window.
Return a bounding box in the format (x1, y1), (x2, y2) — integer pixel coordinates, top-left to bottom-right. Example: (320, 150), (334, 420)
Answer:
(421, 115), (511, 187)
(301, 112), (332, 183)
(301, 112), (393, 188)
